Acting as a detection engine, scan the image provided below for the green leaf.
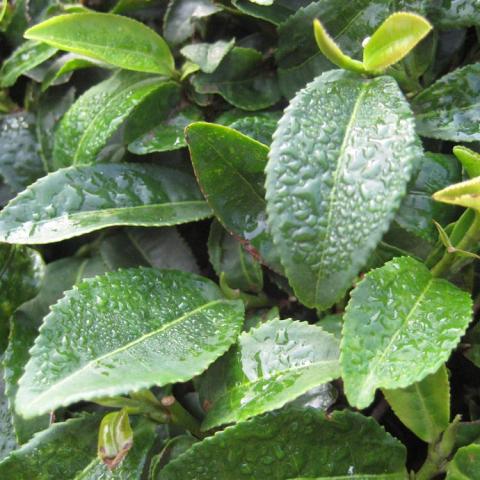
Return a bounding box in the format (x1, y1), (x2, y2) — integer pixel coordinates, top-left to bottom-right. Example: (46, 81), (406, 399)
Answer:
(428, 0), (480, 29)
(232, 0), (312, 25)
(159, 408), (407, 479)
(453, 146), (480, 178)
(433, 176), (480, 211)
(0, 415), (101, 479)
(223, 112), (281, 146)
(412, 63), (480, 142)
(191, 47), (280, 110)
(447, 444), (480, 479)
(52, 71), (176, 167)
(341, 256), (472, 409)
(266, 70), (421, 309)
(363, 12), (432, 73)
(383, 365), (450, 442)
(200, 319), (340, 430)
(0, 364), (16, 460)
(16, 268), (244, 417)
(186, 122), (282, 273)
(25, 13), (175, 76)
(208, 220), (263, 293)
(0, 245), (44, 353)
(317, 314), (343, 340)
(99, 227), (199, 274)
(0, 163), (211, 244)
(0, 112), (47, 193)
(313, 19), (366, 74)
(0, 40), (57, 87)
(181, 39), (235, 73)
(464, 322), (480, 368)
(163, 0), (221, 46)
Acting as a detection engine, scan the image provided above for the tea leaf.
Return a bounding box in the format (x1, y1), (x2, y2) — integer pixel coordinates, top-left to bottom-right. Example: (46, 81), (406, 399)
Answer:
(180, 39), (235, 73)
(447, 444), (480, 479)
(453, 146), (480, 179)
(16, 268), (244, 417)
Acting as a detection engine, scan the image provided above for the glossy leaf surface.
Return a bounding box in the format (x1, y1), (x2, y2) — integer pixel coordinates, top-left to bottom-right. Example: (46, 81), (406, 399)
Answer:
(186, 122), (282, 272)
(454, 146), (480, 178)
(0, 163), (211, 244)
(0, 365), (16, 460)
(160, 409), (407, 479)
(433, 176), (480, 211)
(383, 365), (450, 442)
(53, 71), (174, 167)
(363, 12), (432, 72)
(16, 268), (244, 417)
(413, 63), (480, 142)
(341, 256), (472, 409)
(25, 13), (174, 76)
(232, 0), (312, 25)
(266, 70), (420, 309)
(447, 444), (480, 479)
(181, 39), (234, 73)
(200, 319), (340, 430)
(0, 415), (101, 479)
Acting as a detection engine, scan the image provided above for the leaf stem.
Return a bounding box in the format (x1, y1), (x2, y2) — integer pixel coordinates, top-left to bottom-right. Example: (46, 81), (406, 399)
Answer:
(415, 415), (460, 480)
(430, 211), (480, 278)
(160, 395), (204, 438)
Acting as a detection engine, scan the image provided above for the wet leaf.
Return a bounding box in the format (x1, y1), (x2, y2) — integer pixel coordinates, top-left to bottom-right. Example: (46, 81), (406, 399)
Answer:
(16, 268), (244, 417)
(159, 408), (407, 479)
(200, 319), (340, 430)
(341, 256), (472, 409)
(181, 39), (235, 73)
(0, 163), (211, 244)
(232, 0), (312, 25)
(25, 13), (174, 76)
(447, 443), (480, 479)
(0, 364), (16, 460)
(266, 70), (421, 309)
(428, 0), (480, 29)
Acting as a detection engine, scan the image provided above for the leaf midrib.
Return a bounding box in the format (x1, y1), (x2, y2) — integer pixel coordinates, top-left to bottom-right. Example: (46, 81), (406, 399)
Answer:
(21, 298), (228, 411)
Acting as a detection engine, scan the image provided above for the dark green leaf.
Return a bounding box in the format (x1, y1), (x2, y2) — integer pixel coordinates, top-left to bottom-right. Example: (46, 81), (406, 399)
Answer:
(0, 41), (57, 87)
(232, 0), (312, 25)
(16, 268), (244, 417)
(447, 444), (480, 479)
(0, 163), (211, 244)
(181, 39), (235, 73)
(341, 256), (472, 409)
(25, 13), (175, 76)
(413, 63), (480, 142)
(226, 112), (281, 146)
(208, 220), (263, 293)
(186, 122), (282, 273)
(0, 365), (16, 460)
(159, 408), (407, 479)
(266, 70), (421, 309)
(429, 0), (480, 29)
(200, 319), (340, 429)
(0, 415), (101, 479)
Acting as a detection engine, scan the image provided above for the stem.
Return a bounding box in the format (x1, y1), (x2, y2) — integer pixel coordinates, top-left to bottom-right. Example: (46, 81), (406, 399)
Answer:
(415, 415), (461, 480)
(430, 211), (480, 278)
(160, 395), (204, 438)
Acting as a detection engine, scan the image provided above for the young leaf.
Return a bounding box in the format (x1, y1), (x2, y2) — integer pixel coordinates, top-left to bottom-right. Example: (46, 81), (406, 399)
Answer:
(25, 13), (175, 76)
(362, 12), (432, 73)
(0, 164), (211, 244)
(447, 444), (480, 479)
(453, 146), (480, 178)
(200, 319), (340, 430)
(266, 70), (421, 309)
(0, 415), (101, 479)
(159, 408), (407, 479)
(341, 256), (472, 409)
(412, 63), (480, 142)
(16, 268), (244, 417)
(433, 176), (480, 211)
(0, 41), (57, 87)
(383, 365), (450, 443)
(313, 19), (366, 74)
(186, 122), (282, 273)
(53, 71), (177, 167)
(180, 39), (235, 74)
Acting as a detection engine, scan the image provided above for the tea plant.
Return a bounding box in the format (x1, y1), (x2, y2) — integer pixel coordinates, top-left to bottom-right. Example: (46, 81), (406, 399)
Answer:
(0, 0), (479, 478)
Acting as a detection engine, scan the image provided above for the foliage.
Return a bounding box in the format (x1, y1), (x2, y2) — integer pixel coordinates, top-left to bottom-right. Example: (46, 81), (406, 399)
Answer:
(0, 1), (479, 478)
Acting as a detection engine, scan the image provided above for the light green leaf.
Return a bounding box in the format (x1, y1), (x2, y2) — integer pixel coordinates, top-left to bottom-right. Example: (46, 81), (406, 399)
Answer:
(186, 122), (282, 273)
(363, 12), (432, 72)
(159, 408), (407, 479)
(447, 444), (480, 479)
(433, 176), (480, 211)
(412, 63), (480, 142)
(383, 365), (450, 442)
(200, 319), (340, 430)
(0, 40), (57, 87)
(0, 364), (16, 460)
(341, 256), (472, 409)
(0, 163), (211, 244)
(53, 71), (175, 167)
(25, 13), (174, 76)
(453, 146), (480, 178)
(99, 227), (199, 274)
(0, 415), (101, 479)
(181, 39), (235, 73)
(208, 220), (263, 293)
(16, 268), (244, 417)
(266, 70), (421, 309)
